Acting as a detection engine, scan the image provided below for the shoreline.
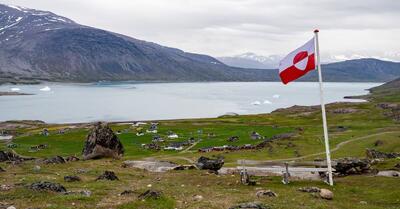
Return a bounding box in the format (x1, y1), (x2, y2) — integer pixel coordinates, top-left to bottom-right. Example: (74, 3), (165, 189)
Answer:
(0, 79), (386, 86)
(0, 91), (33, 96)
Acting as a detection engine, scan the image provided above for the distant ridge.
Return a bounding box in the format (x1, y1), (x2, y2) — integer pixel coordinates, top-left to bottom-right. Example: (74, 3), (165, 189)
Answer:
(0, 4), (399, 84)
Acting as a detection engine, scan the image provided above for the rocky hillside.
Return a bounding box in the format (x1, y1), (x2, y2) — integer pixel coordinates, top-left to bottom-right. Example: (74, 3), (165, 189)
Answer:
(0, 4), (277, 83)
(0, 4), (399, 83)
(370, 77), (400, 93)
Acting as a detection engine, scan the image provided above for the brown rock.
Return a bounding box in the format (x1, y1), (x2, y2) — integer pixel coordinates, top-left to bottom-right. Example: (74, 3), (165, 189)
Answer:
(96, 171), (119, 181)
(82, 122), (124, 160)
(256, 190), (277, 197)
(319, 189), (333, 200)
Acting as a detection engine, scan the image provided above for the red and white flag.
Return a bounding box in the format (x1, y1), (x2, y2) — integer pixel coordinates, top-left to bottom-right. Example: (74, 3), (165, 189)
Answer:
(279, 38), (316, 84)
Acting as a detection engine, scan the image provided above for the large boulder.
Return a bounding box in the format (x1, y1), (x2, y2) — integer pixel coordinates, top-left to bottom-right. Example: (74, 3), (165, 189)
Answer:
(196, 156), (224, 172)
(82, 122), (124, 160)
(333, 158), (372, 176)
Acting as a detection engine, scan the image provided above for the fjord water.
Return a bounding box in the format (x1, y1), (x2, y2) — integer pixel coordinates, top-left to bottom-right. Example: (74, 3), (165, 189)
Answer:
(0, 82), (379, 123)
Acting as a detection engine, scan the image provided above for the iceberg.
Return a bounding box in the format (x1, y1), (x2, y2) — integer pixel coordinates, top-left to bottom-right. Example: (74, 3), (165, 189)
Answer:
(272, 94), (280, 99)
(10, 87), (20, 92)
(263, 100), (272, 104)
(40, 86), (51, 91)
(251, 101), (261, 105)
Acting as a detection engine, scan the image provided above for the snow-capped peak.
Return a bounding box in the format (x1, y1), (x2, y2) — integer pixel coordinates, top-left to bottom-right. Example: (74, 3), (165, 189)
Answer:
(236, 52), (281, 63)
(6, 4), (27, 12)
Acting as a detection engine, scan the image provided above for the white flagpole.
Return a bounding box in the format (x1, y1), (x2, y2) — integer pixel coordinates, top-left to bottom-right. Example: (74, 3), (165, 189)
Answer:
(314, 29), (333, 186)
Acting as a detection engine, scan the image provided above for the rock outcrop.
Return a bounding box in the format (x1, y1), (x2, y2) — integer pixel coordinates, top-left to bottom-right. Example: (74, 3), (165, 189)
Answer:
(0, 150), (34, 162)
(42, 156), (66, 164)
(366, 149), (400, 159)
(333, 158), (373, 176)
(196, 156), (224, 172)
(29, 181), (67, 193)
(82, 122), (124, 160)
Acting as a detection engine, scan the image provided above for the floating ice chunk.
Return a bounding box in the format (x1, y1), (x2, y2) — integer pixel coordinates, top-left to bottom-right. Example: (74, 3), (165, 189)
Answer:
(272, 94), (280, 99)
(251, 101), (261, 105)
(263, 100), (272, 104)
(10, 87), (20, 91)
(39, 86), (51, 91)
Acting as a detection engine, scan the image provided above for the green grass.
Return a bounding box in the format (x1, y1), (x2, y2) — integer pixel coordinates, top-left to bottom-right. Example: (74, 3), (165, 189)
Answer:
(1, 85), (400, 208)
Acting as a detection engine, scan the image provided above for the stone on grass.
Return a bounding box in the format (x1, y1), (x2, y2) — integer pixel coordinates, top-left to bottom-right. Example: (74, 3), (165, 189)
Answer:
(319, 189), (334, 200)
(256, 190), (277, 197)
(29, 181), (67, 193)
(120, 190), (135, 196)
(64, 175), (81, 182)
(42, 156), (65, 164)
(229, 202), (271, 209)
(64, 190), (92, 197)
(96, 171), (118, 181)
(0, 184), (13, 191)
(395, 163), (400, 170)
(173, 165), (196, 170)
(376, 170), (400, 177)
(33, 165), (41, 172)
(82, 122), (124, 160)
(65, 156), (80, 162)
(374, 140), (384, 147)
(196, 156), (224, 172)
(138, 190), (162, 200)
(192, 194), (203, 201)
(297, 187), (321, 193)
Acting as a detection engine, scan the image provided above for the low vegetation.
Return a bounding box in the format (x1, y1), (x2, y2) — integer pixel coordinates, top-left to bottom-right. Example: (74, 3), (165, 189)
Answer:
(1, 80), (400, 208)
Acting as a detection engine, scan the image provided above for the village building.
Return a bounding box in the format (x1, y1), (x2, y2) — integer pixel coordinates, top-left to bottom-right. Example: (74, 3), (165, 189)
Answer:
(152, 135), (164, 142)
(250, 131), (263, 140)
(167, 133), (179, 139)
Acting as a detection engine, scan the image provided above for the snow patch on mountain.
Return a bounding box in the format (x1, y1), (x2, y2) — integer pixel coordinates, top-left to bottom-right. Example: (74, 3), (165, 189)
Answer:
(218, 53), (282, 69)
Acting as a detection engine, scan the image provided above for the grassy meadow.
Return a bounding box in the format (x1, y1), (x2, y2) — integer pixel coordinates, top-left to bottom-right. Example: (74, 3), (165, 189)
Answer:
(1, 85), (400, 209)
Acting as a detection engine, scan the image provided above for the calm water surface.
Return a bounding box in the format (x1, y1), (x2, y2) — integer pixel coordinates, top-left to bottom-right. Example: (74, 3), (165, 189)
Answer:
(0, 82), (380, 123)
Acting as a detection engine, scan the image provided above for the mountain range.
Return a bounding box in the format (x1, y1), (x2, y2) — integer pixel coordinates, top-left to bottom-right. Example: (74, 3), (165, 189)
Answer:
(217, 53), (281, 69)
(0, 4), (399, 84)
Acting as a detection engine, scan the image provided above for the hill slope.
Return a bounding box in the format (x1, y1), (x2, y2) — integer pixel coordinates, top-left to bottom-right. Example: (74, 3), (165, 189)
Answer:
(0, 4), (277, 83)
(0, 4), (399, 83)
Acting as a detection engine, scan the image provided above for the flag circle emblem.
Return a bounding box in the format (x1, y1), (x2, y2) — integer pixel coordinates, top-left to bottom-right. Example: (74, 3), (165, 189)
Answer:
(293, 51), (309, 71)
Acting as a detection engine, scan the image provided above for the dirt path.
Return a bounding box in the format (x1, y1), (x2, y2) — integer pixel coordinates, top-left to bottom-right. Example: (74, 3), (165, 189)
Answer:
(180, 139), (201, 153)
(146, 130), (400, 166)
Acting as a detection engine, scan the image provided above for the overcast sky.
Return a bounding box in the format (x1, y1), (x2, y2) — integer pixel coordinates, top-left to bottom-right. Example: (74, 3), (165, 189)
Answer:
(2, 0), (400, 61)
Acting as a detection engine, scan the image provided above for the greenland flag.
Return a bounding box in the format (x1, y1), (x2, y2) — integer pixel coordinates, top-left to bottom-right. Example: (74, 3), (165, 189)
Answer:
(279, 38), (316, 84)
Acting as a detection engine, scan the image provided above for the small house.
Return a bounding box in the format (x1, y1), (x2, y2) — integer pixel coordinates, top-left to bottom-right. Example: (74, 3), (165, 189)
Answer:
(250, 131), (263, 140)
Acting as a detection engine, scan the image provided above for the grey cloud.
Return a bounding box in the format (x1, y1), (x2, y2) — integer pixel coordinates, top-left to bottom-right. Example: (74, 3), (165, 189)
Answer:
(1, 0), (399, 61)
